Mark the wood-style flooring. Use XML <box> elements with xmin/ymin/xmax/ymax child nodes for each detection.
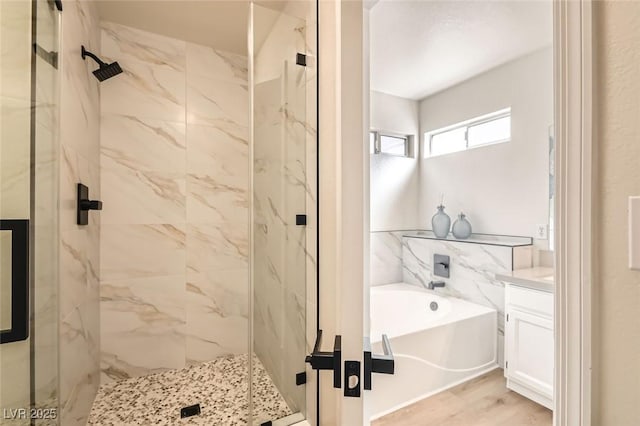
<box><xmin>372</xmin><ymin>368</ymin><xmax>552</xmax><ymax>426</ymax></box>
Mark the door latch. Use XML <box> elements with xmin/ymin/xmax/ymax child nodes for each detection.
<box><xmin>344</xmin><ymin>360</ymin><xmax>361</xmax><ymax>397</ymax></box>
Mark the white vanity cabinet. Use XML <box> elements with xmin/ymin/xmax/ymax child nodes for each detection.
<box><xmin>504</xmin><ymin>283</ymin><xmax>554</xmax><ymax>410</ymax></box>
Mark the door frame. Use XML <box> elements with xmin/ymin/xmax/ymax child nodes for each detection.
<box><xmin>317</xmin><ymin>0</ymin><xmax>594</xmax><ymax>425</ymax></box>
<box><xmin>553</xmin><ymin>1</ymin><xmax>593</xmax><ymax>425</ymax></box>
<box><xmin>317</xmin><ymin>1</ymin><xmax>367</xmax><ymax>424</ymax></box>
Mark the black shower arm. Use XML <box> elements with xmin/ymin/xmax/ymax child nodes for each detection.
<box><xmin>81</xmin><ymin>46</ymin><xmax>107</xmax><ymax>67</ymax></box>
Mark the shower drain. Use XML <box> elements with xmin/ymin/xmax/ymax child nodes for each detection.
<box><xmin>180</xmin><ymin>403</ymin><xmax>201</xmax><ymax>418</ymax></box>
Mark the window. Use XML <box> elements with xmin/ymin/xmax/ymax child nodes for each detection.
<box><xmin>426</xmin><ymin>108</ymin><xmax>511</xmax><ymax>157</ymax></box>
<box><xmin>380</xmin><ymin>134</ymin><xmax>408</xmax><ymax>156</ymax></box>
<box><xmin>370</xmin><ymin>131</ymin><xmax>411</xmax><ymax>157</ymax></box>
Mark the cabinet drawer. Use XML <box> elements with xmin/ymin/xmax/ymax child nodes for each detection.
<box><xmin>507</xmin><ymin>285</ymin><xmax>553</xmax><ymax>318</ymax></box>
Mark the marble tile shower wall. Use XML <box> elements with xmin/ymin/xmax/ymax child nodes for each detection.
<box><xmin>58</xmin><ymin>1</ymin><xmax>102</xmax><ymax>424</ymax></box>
<box><xmin>99</xmin><ymin>22</ymin><xmax>249</xmax><ymax>382</ymax></box>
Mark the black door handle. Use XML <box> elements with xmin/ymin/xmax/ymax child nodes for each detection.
<box><xmin>363</xmin><ymin>334</ymin><xmax>395</xmax><ymax>390</ymax></box>
<box><xmin>0</xmin><ymin>219</ymin><xmax>29</xmax><ymax>344</ymax></box>
<box><xmin>305</xmin><ymin>330</ymin><xmax>342</xmax><ymax>388</ymax></box>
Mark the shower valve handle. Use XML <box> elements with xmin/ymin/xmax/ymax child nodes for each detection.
<box><xmin>77</xmin><ymin>183</ymin><xmax>103</xmax><ymax>225</ymax></box>
<box><xmin>80</xmin><ymin>199</ymin><xmax>103</xmax><ymax>211</ymax></box>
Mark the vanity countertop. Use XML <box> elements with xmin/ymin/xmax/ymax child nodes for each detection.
<box><xmin>496</xmin><ymin>267</ymin><xmax>555</xmax><ymax>293</ymax></box>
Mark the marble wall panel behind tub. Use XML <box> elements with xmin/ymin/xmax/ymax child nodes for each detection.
<box><xmin>99</xmin><ymin>21</ymin><xmax>249</xmax><ymax>383</ymax></box>
<box><xmin>370</xmin><ymin>231</ymin><xmax>406</xmax><ymax>286</ymax></box>
<box><xmin>402</xmin><ymin>236</ymin><xmax>532</xmax><ymax>338</ymax></box>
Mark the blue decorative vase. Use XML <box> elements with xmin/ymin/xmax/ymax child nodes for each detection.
<box><xmin>431</xmin><ymin>205</ymin><xmax>451</xmax><ymax>238</ymax></box>
<box><xmin>452</xmin><ymin>212</ymin><xmax>472</xmax><ymax>239</ymax></box>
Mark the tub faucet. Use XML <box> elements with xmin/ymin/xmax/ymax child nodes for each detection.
<box><xmin>425</xmin><ymin>280</ymin><xmax>445</xmax><ymax>290</ymax></box>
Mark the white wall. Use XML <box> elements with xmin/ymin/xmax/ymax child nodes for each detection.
<box><xmin>370</xmin><ymin>91</ymin><xmax>420</xmax><ymax>231</ymax></box>
<box><xmin>418</xmin><ymin>48</ymin><xmax>553</xmax><ymax>237</ymax></box>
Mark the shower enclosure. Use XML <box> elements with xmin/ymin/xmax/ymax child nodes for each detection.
<box><xmin>250</xmin><ymin>1</ymin><xmax>318</xmax><ymax>424</ymax></box>
<box><xmin>0</xmin><ymin>0</ymin><xmax>61</xmax><ymax>422</ymax></box>
<box><xmin>0</xmin><ymin>0</ymin><xmax>316</xmax><ymax>424</ymax></box>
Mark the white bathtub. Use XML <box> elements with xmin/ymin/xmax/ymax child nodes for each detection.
<box><xmin>369</xmin><ymin>283</ymin><xmax>498</xmax><ymax>420</ymax></box>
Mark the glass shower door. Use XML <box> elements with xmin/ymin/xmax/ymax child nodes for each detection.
<box><xmin>1</xmin><ymin>0</ymin><xmax>60</xmax><ymax>423</ymax></box>
<box><xmin>32</xmin><ymin>0</ymin><xmax>60</xmax><ymax>419</ymax></box>
<box><xmin>250</xmin><ymin>1</ymin><xmax>317</xmax><ymax>424</ymax></box>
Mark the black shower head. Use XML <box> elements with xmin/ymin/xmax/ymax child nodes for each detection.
<box><xmin>92</xmin><ymin>61</ymin><xmax>123</xmax><ymax>82</ymax></box>
<box><xmin>81</xmin><ymin>45</ymin><xmax>123</xmax><ymax>82</ymax></box>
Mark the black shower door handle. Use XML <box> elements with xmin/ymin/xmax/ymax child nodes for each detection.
<box><xmin>0</xmin><ymin>219</ymin><xmax>29</xmax><ymax>344</ymax></box>
<box><xmin>305</xmin><ymin>329</ymin><xmax>342</xmax><ymax>388</ymax></box>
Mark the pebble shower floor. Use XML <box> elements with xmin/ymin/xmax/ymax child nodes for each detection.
<box><xmin>87</xmin><ymin>354</ymin><xmax>292</xmax><ymax>425</ymax></box>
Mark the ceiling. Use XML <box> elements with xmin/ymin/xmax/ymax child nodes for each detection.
<box><xmin>96</xmin><ymin>1</ymin><xmax>250</xmax><ymax>55</ymax></box>
<box><xmin>370</xmin><ymin>0</ymin><xmax>553</xmax><ymax>100</ymax></box>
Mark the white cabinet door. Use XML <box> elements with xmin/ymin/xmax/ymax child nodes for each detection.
<box><xmin>506</xmin><ymin>307</ymin><xmax>554</xmax><ymax>399</ymax></box>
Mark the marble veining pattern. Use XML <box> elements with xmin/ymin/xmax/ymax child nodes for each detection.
<box><xmin>101</xmin><ymin>168</ymin><xmax>186</xmax><ymax>225</ymax></box>
<box><xmin>100</xmin><ymin>224</ymin><xmax>186</xmax><ymax>281</ymax></box>
<box><xmin>100</xmin><ymin>275</ymin><xmax>187</xmax><ymax>383</ymax></box>
<box><xmin>186</xmin><ymin>268</ymin><xmax>248</xmax><ymax>364</ymax></box>
<box><xmin>402</xmin><ymin>236</ymin><xmax>532</xmax><ymax>335</ymax></box>
<box><xmin>252</xmin><ymin>9</ymin><xmax>311</xmax><ymax>414</ymax></box>
<box><xmin>370</xmin><ymin>231</ymin><xmax>405</xmax><ymax>286</ymax></box>
<box><xmin>57</xmin><ymin>1</ymin><xmax>102</xmax><ymax>424</ymax></box>
<box><xmin>186</xmin><ymin>43</ymin><xmax>247</xmax><ymax>84</ymax></box>
<box><xmin>100</xmin><ymin>21</ymin><xmax>186</xmax><ymax>72</ymax></box>
<box><xmin>186</xmin><ymin>74</ymin><xmax>249</xmax><ymax>138</ymax></box>
<box><xmin>99</xmin><ymin>21</ymin><xmax>249</xmax><ymax>384</ymax></box>
<box><xmin>88</xmin><ymin>355</ymin><xmax>291</xmax><ymax>425</ymax></box>
<box><xmin>100</xmin><ymin>115</ymin><xmax>186</xmax><ymax>173</ymax></box>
